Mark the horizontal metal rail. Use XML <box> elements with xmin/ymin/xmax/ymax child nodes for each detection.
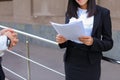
<box><xmin>6</xmin><ymin>50</ymin><xmax>65</xmax><ymax>77</ymax></box>
<box><xmin>0</xmin><ymin>25</ymin><xmax>65</xmax><ymax>79</ymax></box>
<box><xmin>3</xmin><ymin>66</ymin><xmax>27</xmax><ymax>80</ymax></box>
<box><xmin>0</xmin><ymin>25</ymin><xmax>57</xmax><ymax>45</ymax></box>
<box><xmin>102</xmin><ymin>56</ymin><xmax>120</xmax><ymax>64</ymax></box>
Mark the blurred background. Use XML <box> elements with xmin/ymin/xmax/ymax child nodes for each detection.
<box><xmin>0</xmin><ymin>0</ymin><xmax>120</xmax><ymax>80</ymax></box>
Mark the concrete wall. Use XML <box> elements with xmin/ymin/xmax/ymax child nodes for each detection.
<box><xmin>99</xmin><ymin>0</ymin><xmax>120</xmax><ymax>30</ymax></box>
<box><xmin>0</xmin><ymin>0</ymin><xmax>68</xmax><ymax>24</ymax></box>
<box><xmin>0</xmin><ymin>1</ymin><xmax>13</xmax><ymax>16</ymax></box>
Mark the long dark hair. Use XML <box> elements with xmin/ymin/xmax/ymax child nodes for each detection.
<box><xmin>66</xmin><ymin>0</ymin><xmax>96</xmax><ymax>18</ymax></box>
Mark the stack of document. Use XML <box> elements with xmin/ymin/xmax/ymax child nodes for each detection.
<box><xmin>50</xmin><ymin>21</ymin><xmax>85</xmax><ymax>43</ymax></box>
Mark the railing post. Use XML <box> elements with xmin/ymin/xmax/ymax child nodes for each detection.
<box><xmin>26</xmin><ymin>37</ymin><xmax>31</xmax><ymax>80</ymax></box>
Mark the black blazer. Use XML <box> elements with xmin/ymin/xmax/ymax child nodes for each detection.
<box><xmin>59</xmin><ymin>5</ymin><xmax>113</xmax><ymax>64</ymax></box>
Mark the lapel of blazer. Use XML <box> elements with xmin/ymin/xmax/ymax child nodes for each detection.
<box><xmin>91</xmin><ymin>8</ymin><xmax>100</xmax><ymax>36</ymax></box>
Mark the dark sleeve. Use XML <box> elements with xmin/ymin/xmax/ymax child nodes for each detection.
<box><xmin>90</xmin><ymin>10</ymin><xmax>113</xmax><ymax>52</ymax></box>
<box><xmin>58</xmin><ymin>40</ymin><xmax>70</xmax><ymax>48</ymax></box>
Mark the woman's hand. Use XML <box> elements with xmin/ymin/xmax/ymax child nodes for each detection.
<box><xmin>79</xmin><ymin>36</ymin><xmax>93</xmax><ymax>46</ymax></box>
<box><xmin>56</xmin><ymin>34</ymin><xmax>67</xmax><ymax>44</ymax></box>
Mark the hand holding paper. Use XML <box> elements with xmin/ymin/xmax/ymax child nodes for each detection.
<box><xmin>50</xmin><ymin>21</ymin><xmax>86</xmax><ymax>43</ymax></box>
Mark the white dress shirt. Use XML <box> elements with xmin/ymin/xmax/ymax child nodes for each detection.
<box><xmin>77</xmin><ymin>8</ymin><xmax>94</xmax><ymax>36</ymax></box>
<box><xmin>69</xmin><ymin>8</ymin><xmax>94</xmax><ymax>43</ymax></box>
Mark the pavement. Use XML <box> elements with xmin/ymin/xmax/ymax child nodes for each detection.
<box><xmin>5</xmin><ymin>78</ymin><xmax>9</xmax><ymax>80</ymax></box>
<box><xmin>2</xmin><ymin>42</ymin><xmax>120</xmax><ymax>80</ymax></box>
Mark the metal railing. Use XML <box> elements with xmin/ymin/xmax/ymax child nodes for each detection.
<box><xmin>0</xmin><ymin>25</ymin><xmax>120</xmax><ymax>80</ymax></box>
<box><xmin>0</xmin><ymin>25</ymin><xmax>65</xmax><ymax>80</ymax></box>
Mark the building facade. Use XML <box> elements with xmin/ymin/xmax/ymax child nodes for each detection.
<box><xmin>0</xmin><ymin>0</ymin><xmax>119</xmax><ymax>30</ymax></box>
<box><xmin>0</xmin><ymin>0</ymin><xmax>67</xmax><ymax>24</ymax></box>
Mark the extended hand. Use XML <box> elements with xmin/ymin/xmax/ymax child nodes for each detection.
<box><xmin>0</xmin><ymin>28</ymin><xmax>14</xmax><ymax>35</ymax></box>
<box><xmin>4</xmin><ymin>31</ymin><xmax>19</xmax><ymax>49</ymax></box>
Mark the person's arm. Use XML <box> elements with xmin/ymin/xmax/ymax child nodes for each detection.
<box><xmin>0</xmin><ymin>35</ymin><xmax>11</xmax><ymax>57</ymax></box>
<box><xmin>90</xmin><ymin>10</ymin><xmax>113</xmax><ymax>52</ymax></box>
<box><xmin>0</xmin><ymin>28</ymin><xmax>18</xmax><ymax>50</ymax></box>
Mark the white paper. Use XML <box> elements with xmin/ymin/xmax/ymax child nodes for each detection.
<box><xmin>50</xmin><ymin>21</ymin><xmax>86</xmax><ymax>43</ymax></box>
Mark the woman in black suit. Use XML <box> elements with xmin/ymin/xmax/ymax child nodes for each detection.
<box><xmin>56</xmin><ymin>0</ymin><xmax>113</xmax><ymax>80</ymax></box>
